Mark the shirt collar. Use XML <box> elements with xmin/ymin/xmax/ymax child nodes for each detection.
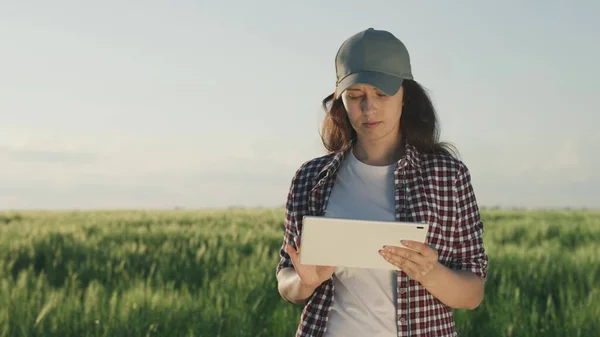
<box><xmin>314</xmin><ymin>139</ymin><xmax>422</xmax><ymax>183</ymax></box>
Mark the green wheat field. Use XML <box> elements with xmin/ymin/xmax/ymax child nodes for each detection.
<box><xmin>0</xmin><ymin>208</ymin><xmax>598</xmax><ymax>337</ymax></box>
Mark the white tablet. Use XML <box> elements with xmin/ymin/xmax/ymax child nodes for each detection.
<box><xmin>299</xmin><ymin>216</ymin><xmax>429</xmax><ymax>270</ymax></box>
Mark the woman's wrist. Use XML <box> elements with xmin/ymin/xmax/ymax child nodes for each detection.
<box><xmin>418</xmin><ymin>261</ymin><xmax>485</xmax><ymax>310</ymax></box>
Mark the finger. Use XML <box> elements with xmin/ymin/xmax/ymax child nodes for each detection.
<box><xmin>285</xmin><ymin>242</ymin><xmax>297</xmax><ymax>254</ymax></box>
<box><xmin>381</xmin><ymin>251</ymin><xmax>420</xmax><ymax>273</ymax></box>
<box><xmin>401</xmin><ymin>240</ymin><xmax>436</xmax><ymax>257</ymax></box>
<box><xmin>382</xmin><ymin>246</ymin><xmax>427</xmax><ymax>266</ymax></box>
<box><xmin>397</xmin><ymin>258</ymin><xmax>420</xmax><ymax>277</ymax></box>
<box><xmin>285</xmin><ymin>243</ymin><xmax>299</xmax><ymax>263</ymax></box>
<box><xmin>381</xmin><ymin>252</ymin><xmax>431</xmax><ymax>280</ymax></box>
<box><xmin>285</xmin><ymin>243</ymin><xmax>295</xmax><ymax>256</ymax></box>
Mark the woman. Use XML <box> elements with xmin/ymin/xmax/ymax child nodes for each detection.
<box><xmin>276</xmin><ymin>28</ymin><xmax>488</xmax><ymax>337</ymax></box>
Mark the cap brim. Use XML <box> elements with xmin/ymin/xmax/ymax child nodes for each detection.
<box><xmin>337</xmin><ymin>71</ymin><xmax>404</xmax><ymax>97</ymax></box>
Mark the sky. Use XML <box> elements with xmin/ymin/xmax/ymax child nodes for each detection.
<box><xmin>1</xmin><ymin>0</ymin><xmax>599</xmax><ymax>210</ymax></box>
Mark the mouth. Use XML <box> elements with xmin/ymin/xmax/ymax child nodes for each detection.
<box><xmin>363</xmin><ymin>122</ymin><xmax>381</xmax><ymax>128</ymax></box>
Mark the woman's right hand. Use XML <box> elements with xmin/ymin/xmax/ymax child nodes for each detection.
<box><xmin>285</xmin><ymin>237</ymin><xmax>336</xmax><ymax>288</ymax></box>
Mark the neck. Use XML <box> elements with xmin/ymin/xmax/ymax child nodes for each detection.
<box><xmin>352</xmin><ymin>134</ymin><xmax>405</xmax><ymax>166</ymax></box>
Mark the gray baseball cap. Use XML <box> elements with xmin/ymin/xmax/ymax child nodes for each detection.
<box><xmin>335</xmin><ymin>28</ymin><xmax>413</xmax><ymax>97</ymax></box>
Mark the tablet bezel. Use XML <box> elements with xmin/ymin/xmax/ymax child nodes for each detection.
<box><xmin>298</xmin><ymin>216</ymin><xmax>430</xmax><ymax>270</ymax></box>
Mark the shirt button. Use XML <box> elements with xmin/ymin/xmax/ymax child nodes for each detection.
<box><xmin>399</xmin><ymin>317</ymin><xmax>406</xmax><ymax>324</ymax></box>
<box><xmin>399</xmin><ymin>288</ymin><xmax>406</xmax><ymax>294</ymax></box>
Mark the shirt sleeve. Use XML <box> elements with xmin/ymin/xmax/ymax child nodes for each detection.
<box><xmin>276</xmin><ymin>174</ymin><xmax>300</xmax><ymax>275</ymax></box>
<box><xmin>451</xmin><ymin>163</ymin><xmax>489</xmax><ymax>280</ymax></box>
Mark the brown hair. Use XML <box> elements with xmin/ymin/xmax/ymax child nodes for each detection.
<box><xmin>319</xmin><ymin>79</ymin><xmax>459</xmax><ymax>158</ymax></box>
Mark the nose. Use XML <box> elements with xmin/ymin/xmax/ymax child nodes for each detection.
<box><xmin>360</xmin><ymin>96</ymin><xmax>377</xmax><ymax>115</ymax></box>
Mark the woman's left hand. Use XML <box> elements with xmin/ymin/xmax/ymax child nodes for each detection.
<box><xmin>379</xmin><ymin>240</ymin><xmax>440</xmax><ymax>285</ymax></box>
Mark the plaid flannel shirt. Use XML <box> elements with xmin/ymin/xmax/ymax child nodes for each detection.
<box><xmin>276</xmin><ymin>141</ymin><xmax>488</xmax><ymax>337</ymax></box>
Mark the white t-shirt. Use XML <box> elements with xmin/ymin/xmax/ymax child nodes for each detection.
<box><xmin>322</xmin><ymin>149</ymin><xmax>398</xmax><ymax>337</ymax></box>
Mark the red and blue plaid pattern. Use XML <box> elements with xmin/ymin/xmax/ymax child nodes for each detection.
<box><xmin>277</xmin><ymin>142</ymin><xmax>488</xmax><ymax>337</ymax></box>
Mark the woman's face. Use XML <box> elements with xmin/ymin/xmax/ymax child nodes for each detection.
<box><xmin>341</xmin><ymin>84</ymin><xmax>404</xmax><ymax>143</ymax></box>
